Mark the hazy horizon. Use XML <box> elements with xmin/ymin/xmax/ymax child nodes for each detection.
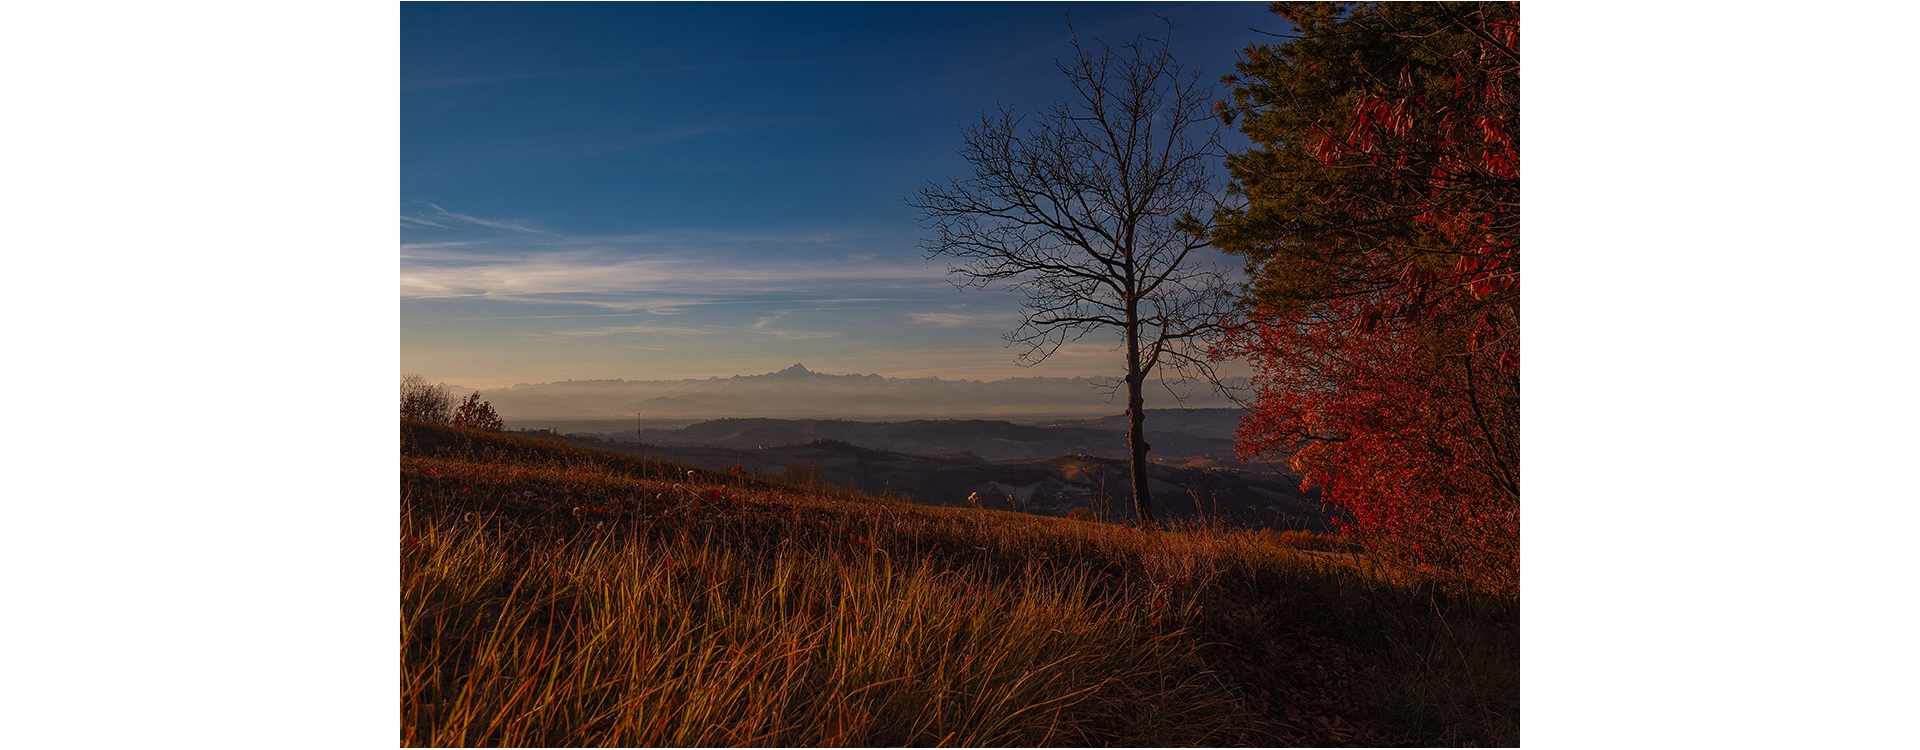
<box><xmin>422</xmin><ymin>361</ymin><xmax>1248</xmax><ymax>423</ymax></box>
<box><xmin>422</xmin><ymin>361</ymin><xmax>1249</xmax><ymax>390</ymax></box>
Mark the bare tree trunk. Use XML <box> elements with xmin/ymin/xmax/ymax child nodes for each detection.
<box><xmin>1125</xmin><ymin>308</ymin><xmax>1156</xmax><ymax>525</ymax></box>
<box><xmin>1126</xmin><ymin>373</ymin><xmax>1155</xmax><ymax>525</ymax></box>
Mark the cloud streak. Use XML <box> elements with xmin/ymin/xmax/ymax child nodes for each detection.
<box><xmin>401</xmin><ymin>245</ymin><xmax>947</xmax><ymax>307</ymax></box>
<box><xmin>403</xmin><ymin>203</ymin><xmax>560</xmax><ymax>236</ymax></box>
<box><xmin>544</xmin><ymin>321</ymin><xmax>714</xmax><ymax>338</ymax></box>
<box><xmin>748</xmin><ymin>312</ymin><xmax>838</xmax><ymax>340</ymax></box>
<box><xmin>908</xmin><ymin>311</ymin><xmax>1013</xmax><ymax>328</ymax></box>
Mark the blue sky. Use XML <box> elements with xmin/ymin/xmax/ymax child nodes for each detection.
<box><xmin>402</xmin><ymin>2</ymin><xmax>1281</xmax><ymax>388</ymax></box>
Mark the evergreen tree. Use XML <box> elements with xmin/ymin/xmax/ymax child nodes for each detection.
<box><xmin>1214</xmin><ymin>2</ymin><xmax>1519</xmax><ymax>588</ymax></box>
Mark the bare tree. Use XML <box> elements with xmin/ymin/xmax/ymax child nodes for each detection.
<box><xmin>401</xmin><ymin>373</ymin><xmax>455</xmax><ymax>423</ymax></box>
<box><xmin>910</xmin><ymin>23</ymin><xmax>1231</xmax><ymax>525</ymax></box>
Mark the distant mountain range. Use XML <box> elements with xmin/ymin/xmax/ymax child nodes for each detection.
<box><xmin>471</xmin><ymin>363</ymin><xmax>1247</xmax><ymax>421</ymax></box>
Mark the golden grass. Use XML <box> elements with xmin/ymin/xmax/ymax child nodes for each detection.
<box><xmin>403</xmin><ymin>513</ymin><xmax>1265</xmax><ymax>746</ymax></box>
<box><xmin>401</xmin><ymin>421</ymin><xmax>1516</xmax><ymax>746</ymax></box>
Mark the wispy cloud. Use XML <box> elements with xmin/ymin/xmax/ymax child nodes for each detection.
<box><xmin>402</xmin><ymin>203</ymin><xmax>560</xmax><ymax>236</ymax></box>
<box><xmin>401</xmin><ymin>244</ymin><xmax>944</xmax><ymax>305</ymax></box>
<box><xmin>545</xmin><ymin>321</ymin><xmax>714</xmax><ymax>338</ymax></box>
<box><xmin>808</xmin><ymin>297</ymin><xmax>912</xmax><ymax>305</ymax></box>
<box><xmin>748</xmin><ymin>312</ymin><xmax>838</xmax><ymax>340</ymax></box>
<box><xmin>452</xmin><ymin>312</ymin><xmax>658</xmax><ymax>321</ymax></box>
<box><xmin>908</xmin><ymin>311</ymin><xmax>1013</xmax><ymax>328</ymax></box>
<box><xmin>401</xmin><ymin>241</ymin><xmax>473</xmax><ymax>254</ymax></box>
<box><xmin>539</xmin><ymin>316</ymin><xmax>836</xmax><ymax>342</ymax></box>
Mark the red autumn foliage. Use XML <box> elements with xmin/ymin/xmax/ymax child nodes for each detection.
<box><xmin>1215</xmin><ymin>3</ymin><xmax>1518</xmax><ymax>590</ymax></box>
<box><xmin>451</xmin><ymin>392</ymin><xmax>505</xmax><ymax>432</ymax></box>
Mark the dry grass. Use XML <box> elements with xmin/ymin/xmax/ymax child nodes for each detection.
<box><xmin>401</xmin><ymin>421</ymin><xmax>1516</xmax><ymax>746</ymax></box>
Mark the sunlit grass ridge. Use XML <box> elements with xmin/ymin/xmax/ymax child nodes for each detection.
<box><xmin>401</xmin><ymin>421</ymin><xmax>1516</xmax><ymax>746</ymax></box>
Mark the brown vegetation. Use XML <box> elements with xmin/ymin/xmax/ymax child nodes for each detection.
<box><xmin>402</xmin><ymin>421</ymin><xmax>1516</xmax><ymax>746</ymax></box>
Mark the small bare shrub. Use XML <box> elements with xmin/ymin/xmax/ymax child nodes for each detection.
<box><xmin>401</xmin><ymin>374</ymin><xmax>454</xmax><ymax>423</ymax></box>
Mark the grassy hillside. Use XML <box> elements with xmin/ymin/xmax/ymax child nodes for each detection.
<box><xmin>402</xmin><ymin>421</ymin><xmax>1517</xmax><ymax>746</ymax></box>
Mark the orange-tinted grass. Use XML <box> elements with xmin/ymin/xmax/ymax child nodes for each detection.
<box><xmin>401</xmin><ymin>420</ymin><xmax>1517</xmax><ymax>746</ymax></box>
<box><xmin>402</xmin><ymin>504</ymin><xmax>1265</xmax><ymax>746</ymax></box>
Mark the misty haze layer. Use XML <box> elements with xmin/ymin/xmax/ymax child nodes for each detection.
<box><xmin>466</xmin><ymin>363</ymin><xmax>1245</xmax><ymax>421</ymax></box>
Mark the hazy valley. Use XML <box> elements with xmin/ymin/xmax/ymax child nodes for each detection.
<box><xmin>516</xmin><ymin>407</ymin><xmax>1335</xmax><ymax>532</ymax></box>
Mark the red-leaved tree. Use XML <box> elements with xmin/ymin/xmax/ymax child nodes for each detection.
<box><xmin>451</xmin><ymin>392</ymin><xmax>504</xmax><ymax>432</ymax></box>
<box><xmin>1213</xmin><ymin>2</ymin><xmax>1518</xmax><ymax>590</ymax></box>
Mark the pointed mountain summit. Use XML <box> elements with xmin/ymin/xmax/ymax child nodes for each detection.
<box><xmin>771</xmin><ymin>363</ymin><xmax>817</xmax><ymax>378</ymax></box>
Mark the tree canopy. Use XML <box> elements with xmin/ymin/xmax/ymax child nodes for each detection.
<box><xmin>1213</xmin><ymin>2</ymin><xmax>1519</xmax><ymax>589</ymax></box>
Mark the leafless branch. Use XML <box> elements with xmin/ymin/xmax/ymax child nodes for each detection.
<box><xmin>908</xmin><ymin>20</ymin><xmax>1240</xmax><ymax>524</ymax></box>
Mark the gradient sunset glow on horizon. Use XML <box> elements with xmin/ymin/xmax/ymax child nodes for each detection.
<box><xmin>402</xmin><ymin>2</ymin><xmax>1277</xmax><ymax>390</ymax></box>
